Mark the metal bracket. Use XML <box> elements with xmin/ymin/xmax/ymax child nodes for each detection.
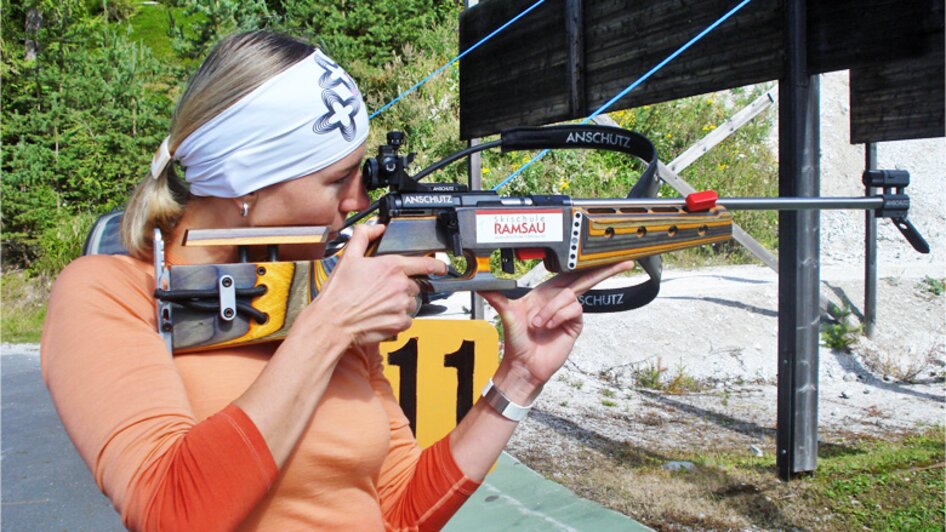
<box><xmin>153</xmin><ymin>228</ymin><xmax>174</xmax><ymax>354</ymax></box>
<box><xmin>218</xmin><ymin>275</ymin><xmax>236</xmax><ymax>321</ymax></box>
<box><xmin>863</xmin><ymin>169</ymin><xmax>930</xmax><ymax>253</ymax></box>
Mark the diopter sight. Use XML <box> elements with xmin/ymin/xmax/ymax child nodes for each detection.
<box><xmin>362</xmin><ymin>131</ymin><xmax>416</xmax><ymax>192</ymax></box>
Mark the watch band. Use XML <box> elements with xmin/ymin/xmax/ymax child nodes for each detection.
<box><xmin>481</xmin><ymin>378</ymin><xmax>533</xmax><ymax>422</ymax></box>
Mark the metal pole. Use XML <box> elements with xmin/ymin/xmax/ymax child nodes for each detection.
<box><xmin>467</xmin><ymin>0</ymin><xmax>485</xmax><ymax>321</ymax></box>
<box><xmin>777</xmin><ymin>0</ymin><xmax>821</xmax><ymax>480</ymax></box>
<box><xmin>864</xmin><ymin>144</ymin><xmax>878</xmax><ymax>338</ymax></box>
<box><xmin>571</xmin><ymin>196</ymin><xmax>883</xmax><ymax>210</ymax></box>
<box><xmin>468</xmin><ymin>138</ymin><xmax>486</xmax><ymax>320</ymax></box>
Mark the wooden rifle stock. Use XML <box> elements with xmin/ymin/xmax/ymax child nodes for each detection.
<box><xmin>154</xmin><ymin>198</ymin><xmax>733</xmax><ymax>353</ymax></box>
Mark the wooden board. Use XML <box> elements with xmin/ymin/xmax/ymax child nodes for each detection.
<box><xmin>459</xmin><ymin>0</ymin><xmax>944</xmax><ymax>142</ymax></box>
<box><xmin>850</xmin><ymin>9</ymin><xmax>945</xmax><ymax>143</ymax></box>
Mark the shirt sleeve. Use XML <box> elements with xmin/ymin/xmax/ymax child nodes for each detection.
<box><xmin>40</xmin><ymin>256</ymin><xmax>278</xmax><ymax>531</ymax></box>
<box><xmin>364</xmin><ymin>345</ymin><xmax>481</xmax><ymax>531</ymax></box>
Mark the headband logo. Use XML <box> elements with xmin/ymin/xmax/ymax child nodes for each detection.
<box><xmin>312</xmin><ymin>52</ymin><xmax>362</xmax><ymax>142</ymax></box>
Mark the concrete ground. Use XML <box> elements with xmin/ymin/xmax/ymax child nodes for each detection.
<box><xmin>1</xmin><ymin>346</ymin><xmax>647</xmax><ymax>531</ymax></box>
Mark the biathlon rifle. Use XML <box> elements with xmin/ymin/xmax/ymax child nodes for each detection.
<box><xmin>154</xmin><ymin>125</ymin><xmax>928</xmax><ymax>353</ymax></box>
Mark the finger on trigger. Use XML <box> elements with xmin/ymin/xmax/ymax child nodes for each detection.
<box><xmin>398</xmin><ymin>256</ymin><xmax>448</xmax><ymax>277</ymax></box>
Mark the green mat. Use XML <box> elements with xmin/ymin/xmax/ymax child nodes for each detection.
<box><xmin>445</xmin><ymin>453</ymin><xmax>652</xmax><ymax>531</ymax></box>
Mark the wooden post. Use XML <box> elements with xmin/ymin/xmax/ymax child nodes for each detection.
<box><xmin>565</xmin><ymin>0</ymin><xmax>586</xmax><ymax>116</ymax></box>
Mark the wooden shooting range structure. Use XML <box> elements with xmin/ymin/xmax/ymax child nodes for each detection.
<box><xmin>457</xmin><ymin>0</ymin><xmax>944</xmax><ymax>479</ymax></box>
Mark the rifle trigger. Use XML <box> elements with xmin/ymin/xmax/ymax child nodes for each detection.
<box><xmin>501</xmin><ymin>248</ymin><xmax>516</xmax><ymax>274</ymax></box>
<box><xmin>437</xmin><ymin>212</ymin><xmax>463</xmax><ymax>256</ymax></box>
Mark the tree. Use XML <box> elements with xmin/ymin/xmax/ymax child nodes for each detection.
<box><xmin>2</xmin><ymin>0</ymin><xmax>172</xmax><ymax>270</ymax></box>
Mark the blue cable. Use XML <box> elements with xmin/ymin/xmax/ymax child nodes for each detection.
<box><xmin>492</xmin><ymin>0</ymin><xmax>754</xmax><ymax>191</ymax></box>
<box><xmin>369</xmin><ymin>0</ymin><xmax>546</xmax><ymax>120</ymax></box>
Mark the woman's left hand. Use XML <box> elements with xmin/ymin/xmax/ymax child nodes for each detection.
<box><xmin>478</xmin><ymin>260</ymin><xmax>635</xmax><ymax>404</ymax></box>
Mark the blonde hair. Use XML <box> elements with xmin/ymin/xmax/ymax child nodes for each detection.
<box><xmin>121</xmin><ymin>31</ymin><xmax>315</xmax><ymax>259</ymax></box>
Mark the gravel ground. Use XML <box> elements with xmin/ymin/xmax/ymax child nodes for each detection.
<box><xmin>500</xmin><ymin>72</ymin><xmax>945</xmax><ymax>459</ymax></box>
<box><xmin>500</xmin><ymin>265</ymin><xmax>944</xmax><ymax>458</ymax></box>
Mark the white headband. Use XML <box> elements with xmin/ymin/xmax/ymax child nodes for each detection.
<box><xmin>153</xmin><ymin>50</ymin><xmax>369</xmax><ymax>198</ymax></box>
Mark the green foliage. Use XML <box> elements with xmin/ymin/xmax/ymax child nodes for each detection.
<box><xmin>167</xmin><ymin>0</ymin><xmax>274</xmax><ymax>64</ymax></box>
<box><xmin>1</xmin><ymin>270</ymin><xmax>52</xmax><ymax>343</ymax></box>
<box><xmin>2</xmin><ymin>0</ymin><xmax>172</xmax><ymax>271</ymax></box>
<box><xmin>655</xmin><ymin>427</ymin><xmax>946</xmax><ymax>531</ymax></box>
<box><xmin>632</xmin><ymin>358</ymin><xmax>667</xmax><ymax>390</ymax></box>
<box><xmin>32</xmin><ymin>212</ymin><xmax>98</xmax><ymax>275</ymax></box>
<box><xmin>128</xmin><ymin>2</ymin><xmax>193</xmax><ymax>63</ymax></box>
<box><xmin>351</xmin><ymin>22</ymin><xmax>467</xmax><ymax>184</ymax></box>
<box><xmin>807</xmin><ymin>428</ymin><xmax>946</xmax><ymax>530</ymax></box>
<box><xmin>631</xmin><ymin>358</ymin><xmax>705</xmax><ymax>393</ymax></box>
<box><xmin>91</xmin><ymin>0</ymin><xmax>139</xmax><ymax>22</ymax></box>
<box><xmin>918</xmin><ymin>276</ymin><xmax>945</xmax><ymax>297</ymax></box>
<box><xmin>274</xmin><ymin>0</ymin><xmax>462</xmax><ymax>67</ymax></box>
<box><xmin>821</xmin><ymin>302</ymin><xmax>862</xmax><ymax>351</ymax></box>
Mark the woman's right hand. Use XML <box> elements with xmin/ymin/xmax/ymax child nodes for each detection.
<box><xmin>306</xmin><ymin>224</ymin><xmax>447</xmax><ymax>346</ymax></box>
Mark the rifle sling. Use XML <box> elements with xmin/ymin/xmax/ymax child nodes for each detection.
<box><xmin>498</xmin><ymin>125</ymin><xmax>664</xmax><ymax>313</ymax></box>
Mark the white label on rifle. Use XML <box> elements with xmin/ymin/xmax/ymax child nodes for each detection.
<box><xmin>475</xmin><ymin>209</ymin><xmax>563</xmax><ymax>244</ymax></box>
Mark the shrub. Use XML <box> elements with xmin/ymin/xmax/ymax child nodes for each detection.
<box><xmin>31</xmin><ymin>212</ymin><xmax>98</xmax><ymax>276</ymax></box>
<box><xmin>821</xmin><ymin>302</ymin><xmax>862</xmax><ymax>352</ymax></box>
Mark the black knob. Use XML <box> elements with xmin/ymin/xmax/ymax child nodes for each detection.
<box><xmin>387</xmin><ymin>131</ymin><xmax>405</xmax><ymax>147</ymax></box>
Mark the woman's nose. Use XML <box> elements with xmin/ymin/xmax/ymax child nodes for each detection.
<box><xmin>340</xmin><ymin>175</ymin><xmax>370</xmax><ymax>214</ymax></box>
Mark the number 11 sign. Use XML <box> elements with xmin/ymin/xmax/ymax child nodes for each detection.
<box><xmin>380</xmin><ymin>319</ymin><xmax>500</xmax><ymax>448</ymax></box>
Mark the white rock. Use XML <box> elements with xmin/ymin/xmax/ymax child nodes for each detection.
<box><xmin>662</xmin><ymin>460</ymin><xmax>696</xmax><ymax>472</ymax></box>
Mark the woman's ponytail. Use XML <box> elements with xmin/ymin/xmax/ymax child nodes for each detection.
<box><xmin>120</xmin><ymin>155</ymin><xmax>189</xmax><ymax>259</ymax></box>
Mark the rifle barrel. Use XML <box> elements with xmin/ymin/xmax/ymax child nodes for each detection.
<box><xmin>572</xmin><ymin>197</ymin><xmax>885</xmax><ymax>211</ymax></box>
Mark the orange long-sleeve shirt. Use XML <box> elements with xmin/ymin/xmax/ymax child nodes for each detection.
<box><xmin>41</xmin><ymin>254</ymin><xmax>480</xmax><ymax>530</ymax></box>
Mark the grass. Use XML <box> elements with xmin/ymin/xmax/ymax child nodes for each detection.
<box><xmin>1</xmin><ymin>270</ymin><xmax>52</xmax><ymax>343</ymax></box>
<box><xmin>126</xmin><ymin>2</ymin><xmax>201</xmax><ymax>65</ymax></box>
<box><xmin>821</xmin><ymin>301</ymin><xmax>862</xmax><ymax>352</ymax></box>
<box><xmin>631</xmin><ymin>358</ymin><xmax>707</xmax><ymax>394</ymax></box>
<box><xmin>126</xmin><ymin>3</ymin><xmax>175</xmax><ymax>62</ymax></box>
<box><xmin>918</xmin><ymin>276</ymin><xmax>946</xmax><ymax>297</ymax></box>
<box><xmin>516</xmin><ymin>426</ymin><xmax>945</xmax><ymax>531</ymax></box>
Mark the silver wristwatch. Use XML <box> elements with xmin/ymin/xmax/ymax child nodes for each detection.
<box><xmin>481</xmin><ymin>378</ymin><xmax>533</xmax><ymax>422</ymax></box>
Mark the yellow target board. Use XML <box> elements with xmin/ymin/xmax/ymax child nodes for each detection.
<box><xmin>380</xmin><ymin>319</ymin><xmax>499</xmax><ymax>448</ymax></box>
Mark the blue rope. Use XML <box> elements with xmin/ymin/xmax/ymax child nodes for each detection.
<box><xmin>368</xmin><ymin>0</ymin><xmax>546</xmax><ymax>120</ymax></box>
<box><xmin>492</xmin><ymin>0</ymin><xmax>754</xmax><ymax>191</ymax></box>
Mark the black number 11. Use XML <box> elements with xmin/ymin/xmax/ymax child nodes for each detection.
<box><xmin>386</xmin><ymin>338</ymin><xmax>476</xmax><ymax>436</ymax></box>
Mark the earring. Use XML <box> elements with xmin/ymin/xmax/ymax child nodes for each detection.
<box><xmin>241</xmin><ymin>202</ymin><xmax>250</xmax><ymax>217</ymax></box>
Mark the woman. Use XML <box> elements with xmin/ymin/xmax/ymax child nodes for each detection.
<box><xmin>41</xmin><ymin>30</ymin><xmax>633</xmax><ymax>530</ymax></box>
